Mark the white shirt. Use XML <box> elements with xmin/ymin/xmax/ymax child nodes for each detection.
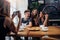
<box><xmin>13</xmin><ymin>15</ymin><xmax>19</xmax><ymax>27</ymax></box>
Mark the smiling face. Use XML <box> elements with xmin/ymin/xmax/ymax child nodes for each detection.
<box><xmin>25</xmin><ymin>12</ymin><xmax>30</xmax><ymax>18</ymax></box>
<box><xmin>32</xmin><ymin>9</ymin><xmax>38</xmax><ymax>16</ymax></box>
<box><xmin>39</xmin><ymin>12</ymin><xmax>44</xmax><ymax>18</ymax></box>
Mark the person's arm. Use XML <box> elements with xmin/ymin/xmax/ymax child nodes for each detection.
<box><xmin>26</xmin><ymin>18</ymin><xmax>32</xmax><ymax>27</ymax></box>
<box><xmin>17</xmin><ymin>20</ymin><xmax>21</xmax><ymax>31</ymax></box>
<box><xmin>26</xmin><ymin>22</ymin><xmax>32</xmax><ymax>27</ymax></box>
<box><xmin>17</xmin><ymin>13</ymin><xmax>21</xmax><ymax>31</ymax></box>
<box><xmin>43</xmin><ymin>14</ymin><xmax>48</xmax><ymax>26</ymax></box>
<box><xmin>4</xmin><ymin>17</ymin><xmax>17</xmax><ymax>33</ymax></box>
<box><xmin>12</xmin><ymin>13</ymin><xmax>17</xmax><ymax>20</ymax></box>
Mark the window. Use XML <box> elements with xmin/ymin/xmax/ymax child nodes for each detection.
<box><xmin>6</xmin><ymin>0</ymin><xmax>16</xmax><ymax>18</ymax></box>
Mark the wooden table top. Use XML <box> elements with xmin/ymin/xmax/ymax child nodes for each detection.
<box><xmin>28</xmin><ymin>26</ymin><xmax>60</xmax><ymax>37</ymax></box>
<box><xmin>17</xmin><ymin>29</ymin><xmax>29</xmax><ymax>37</ymax></box>
<box><xmin>9</xmin><ymin>26</ymin><xmax>60</xmax><ymax>37</ymax></box>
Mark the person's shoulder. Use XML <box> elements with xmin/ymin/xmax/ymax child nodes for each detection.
<box><xmin>21</xmin><ymin>18</ymin><xmax>24</xmax><ymax>20</ymax></box>
<box><xmin>28</xmin><ymin>18</ymin><xmax>32</xmax><ymax>21</ymax></box>
<box><xmin>22</xmin><ymin>18</ymin><xmax>24</xmax><ymax>19</ymax></box>
<box><xmin>5</xmin><ymin>16</ymin><xmax>12</xmax><ymax>23</ymax></box>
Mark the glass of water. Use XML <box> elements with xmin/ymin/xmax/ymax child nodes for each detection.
<box><xmin>19</xmin><ymin>23</ymin><xmax>27</xmax><ymax>31</ymax></box>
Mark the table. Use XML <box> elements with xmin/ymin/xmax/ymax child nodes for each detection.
<box><xmin>17</xmin><ymin>28</ymin><xmax>29</xmax><ymax>37</ymax></box>
<box><xmin>8</xmin><ymin>26</ymin><xmax>60</xmax><ymax>38</ymax></box>
<box><xmin>28</xmin><ymin>26</ymin><xmax>60</xmax><ymax>37</ymax></box>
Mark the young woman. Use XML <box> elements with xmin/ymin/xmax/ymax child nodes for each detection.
<box><xmin>0</xmin><ymin>4</ymin><xmax>17</xmax><ymax>40</ymax></box>
<box><xmin>31</xmin><ymin>8</ymin><xmax>41</xmax><ymax>40</ymax></box>
<box><xmin>12</xmin><ymin>11</ymin><xmax>22</xmax><ymax>40</ymax></box>
<box><xmin>12</xmin><ymin>11</ymin><xmax>21</xmax><ymax>31</ymax></box>
<box><xmin>31</xmin><ymin>8</ymin><xmax>39</xmax><ymax>26</ymax></box>
<box><xmin>39</xmin><ymin>11</ymin><xmax>48</xmax><ymax>26</ymax></box>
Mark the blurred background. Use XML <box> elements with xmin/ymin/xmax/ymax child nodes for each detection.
<box><xmin>3</xmin><ymin>0</ymin><xmax>60</xmax><ymax>26</ymax></box>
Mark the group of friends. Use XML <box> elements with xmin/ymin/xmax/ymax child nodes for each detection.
<box><xmin>0</xmin><ymin>2</ymin><xmax>48</xmax><ymax>40</ymax></box>
<box><xmin>12</xmin><ymin>8</ymin><xmax>48</xmax><ymax>40</ymax></box>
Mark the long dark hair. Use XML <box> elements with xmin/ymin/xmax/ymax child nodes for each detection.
<box><xmin>0</xmin><ymin>8</ymin><xmax>4</xmax><ymax>14</ymax></box>
<box><xmin>31</xmin><ymin>8</ymin><xmax>39</xmax><ymax>18</ymax></box>
<box><xmin>0</xmin><ymin>0</ymin><xmax>4</xmax><ymax>15</ymax></box>
<box><xmin>31</xmin><ymin>8</ymin><xmax>39</xmax><ymax>26</ymax></box>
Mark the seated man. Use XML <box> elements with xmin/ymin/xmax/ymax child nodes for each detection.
<box><xmin>21</xmin><ymin>10</ymin><xmax>32</xmax><ymax>40</ymax></box>
<box><xmin>21</xmin><ymin>10</ymin><xmax>32</xmax><ymax>27</ymax></box>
